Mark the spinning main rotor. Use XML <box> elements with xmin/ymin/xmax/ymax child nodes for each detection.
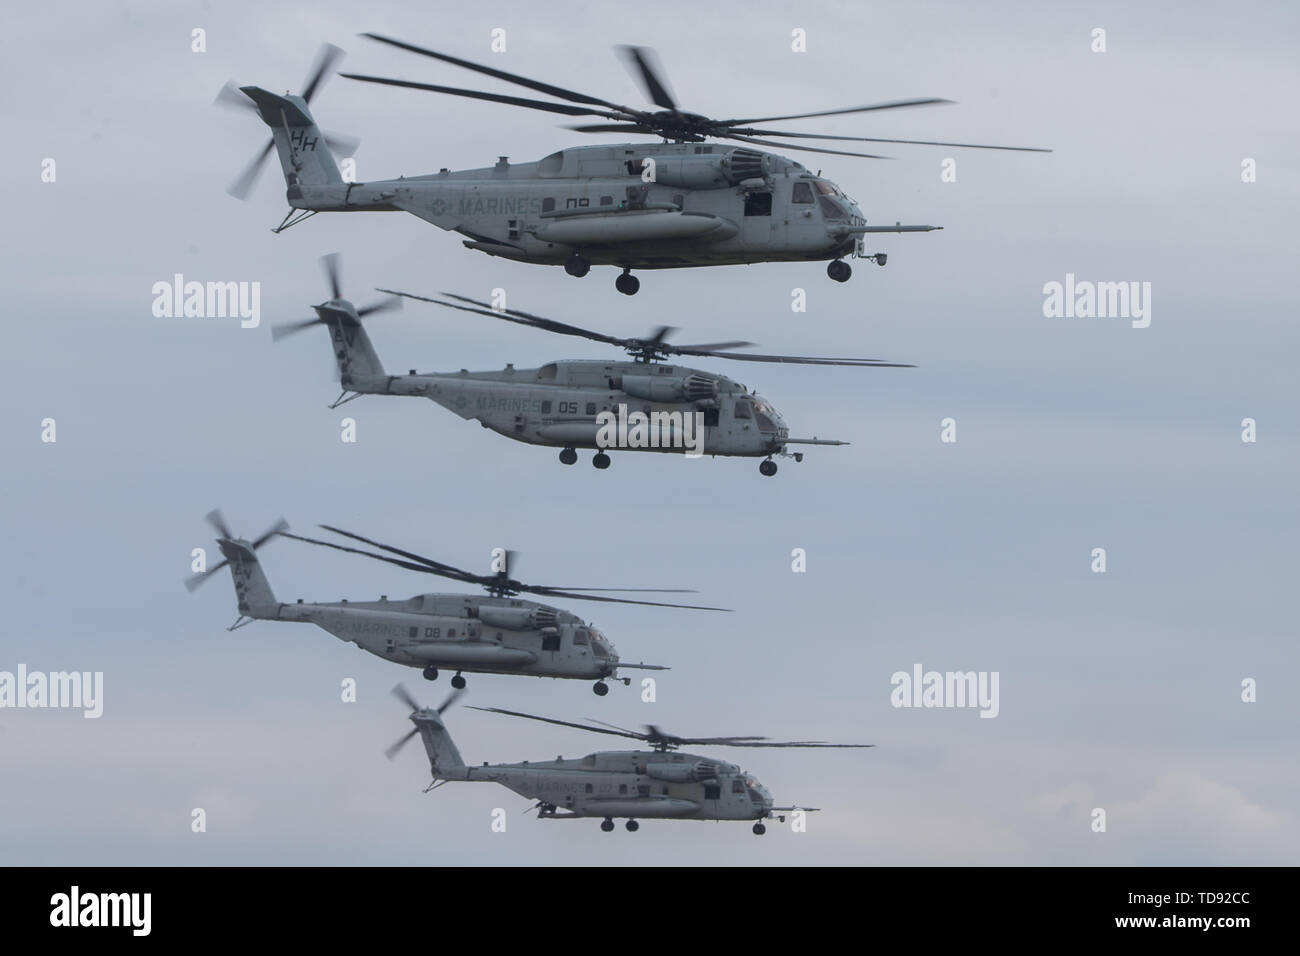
<box><xmin>379</xmin><ymin>289</ymin><xmax>915</xmax><ymax>368</ymax></box>
<box><xmin>471</xmin><ymin>706</ymin><xmax>876</xmax><ymax>753</ymax></box>
<box><xmin>282</xmin><ymin>524</ymin><xmax>730</xmax><ymax>610</ymax></box>
<box><xmin>343</xmin><ymin>32</ymin><xmax>1050</xmax><ymax>158</ymax></box>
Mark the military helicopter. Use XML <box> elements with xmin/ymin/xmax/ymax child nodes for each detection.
<box><xmin>185</xmin><ymin>511</ymin><xmax>728</xmax><ymax>695</ymax></box>
<box><xmin>388</xmin><ymin>685</ymin><xmax>873</xmax><ymax>835</ymax></box>
<box><xmin>272</xmin><ymin>255</ymin><xmax>910</xmax><ymax>476</ymax></box>
<box><xmin>220</xmin><ymin>38</ymin><xmax>1049</xmax><ymax>295</ymax></box>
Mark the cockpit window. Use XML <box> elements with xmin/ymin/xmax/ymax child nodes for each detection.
<box><xmin>734</xmin><ymin>400</ymin><xmax>752</xmax><ymax>419</ymax></box>
<box><xmin>819</xmin><ymin>196</ymin><xmax>849</xmax><ymax>222</ymax></box>
<box><xmin>731</xmin><ymin>778</ymin><xmax>746</xmax><ymax>793</ymax></box>
<box><xmin>573</xmin><ymin>628</ymin><xmax>589</xmax><ymax>645</ymax></box>
<box><xmin>792</xmin><ymin>182</ymin><xmax>814</xmax><ymax>204</ymax></box>
<box><xmin>814</xmin><ymin>179</ymin><xmax>844</xmax><ymax>198</ymax></box>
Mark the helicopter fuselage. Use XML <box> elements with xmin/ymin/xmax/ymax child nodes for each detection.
<box><xmin>287</xmin><ymin>142</ymin><xmax>875</xmax><ymax>269</ymax></box>
<box><xmin>448</xmin><ymin>749</ymin><xmax>776</xmax><ymax>823</ymax></box>
<box><xmin>268</xmin><ymin>591</ymin><xmax>624</xmax><ymax>681</ymax></box>
<box><xmin>356</xmin><ymin>359</ymin><xmax>790</xmax><ymax>458</ymax></box>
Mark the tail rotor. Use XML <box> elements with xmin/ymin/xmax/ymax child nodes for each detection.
<box><xmin>216</xmin><ymin>44</ymin><xmax>359</xmax><ymax>200</ymax></box>
<box><xmin>185</xmin><ymin>509</ymin><xmax>288</xmax><ymax>592</ymax></box>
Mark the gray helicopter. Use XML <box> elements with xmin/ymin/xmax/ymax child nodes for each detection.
<box><xmin>185</xmin><ymin>511</ymin><xmax>728</xmax><ymax>695</ymax></box>
<box><xmin>219</xmin><ymin>39</ymin><xmax>1048</xmax><ymax>295</ymax></box>
<box><xmin>273</xmin><ymin>255</ymin><xmax>911</xmax><ymax>476</ymax></box>
<box><xmin>389</xmin><ymin>685</ymin><xmax>873</xmax><ymax>835</ymax></box>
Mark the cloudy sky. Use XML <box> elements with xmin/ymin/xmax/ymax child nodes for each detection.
<box><xmin>2</xmin><ymin>0</ymin><xmax>1297</xmax><ymax>865</ymax></box>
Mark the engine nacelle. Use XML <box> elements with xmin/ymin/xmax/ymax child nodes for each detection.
<box><xmin>478</xmin><ymin>605</ymin><xmax>557</xmax><ymax>631</ymax></box>
<box><xmin>645</xmin><ymin>760</ymin><xmax>719</xmax><ymax>783</ymax></box>
<box><xmin>620</xmin><ymin>372</ymin><xmax>717</xmax><ymax>403</ymax></box>
<box><xmin>643</xmin><ymin>148</ymin><xmax>772</xmax><ymax>189</ymax></box>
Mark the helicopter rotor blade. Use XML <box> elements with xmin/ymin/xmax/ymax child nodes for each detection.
<box><xmin>251</xmin><ymin>518</ymin><xmax>290</xmax><ymax>550</ymax></box>
<box><xmin>707</xmin><ymin>740</ymin><xmax>877</xmax><ymax>748</ymax></box>
<box><xmin>205</xmin><ymin>509</ymin><xmax>234</xmax><ymax>540</ymax></box>
<box><xmin>321</xmin><ymin>253</ymin><xmax>343</xmax><ymax>301</ymax></box>
<box><xmin>540</xmin><ymin>588</ymin><xmax>695</xmax><ymax>593</ymax></box>
<box><xmin>669</xmin><ymin>348</ymin><xmax>915</xmax><ymax>367</ymax></box>
<box><xmin>317</xmin><ymin>525</ymin><xmax>484</xmax><ymax>582</ymax></box>
<box><xmin>339</xmin><ymin>73</ymin><xmax>626</xmax><ymax>120</ymax></box>
<box><xmin>438</xmin><ymin>687</ymin><xmax>466</xmax><ymax>714</ymax></box>
<box><xmin>722</xmin><ymin>98</ymin><xmax>952</xmax><ymax>126</ymax></box>
<box><xmin>358</xmin><ymin>33</ymin><xmax>636</xmax><ymax>113</ymax></box>
<box><xmin>280</xmin><ymin>531</ymin><xmax>482</xmax><ymax>584</ymax></box>
<box><xmin>729</xmin><ymin>126</ymin><xmax>1052</xmax><ymax>153</ymax></box>
<box><xmin>520</xmin><ymin>586</ymin><xmax>730</xmax><ymax>612</ymax></box>
<box><xmin>300</xmin><ymin>43</ymin><xmax>345</xmax><ymax>104</ymax></box>
<box><xmin>565</xmin><ymin>123</ymin><xmax>657</xmax><ymax>135</ymax></box>
<box><xmin>669</xmin><ymin>340</ymin><xmax>754</xmax><ymax>352</ymax></box>
<box><xmin>214</xmin><ymin>80</ymin><xmax>257</xmax><ymax>113</ymax></box>
<box><xmin>725</xmin><ymin>134</ymin><xmax>891</xmax><ymax>160</ymax></box>
<box><xmin>617</xmin><ymin>45</ymin><xmax>677</xmax><ymax>110</ymax></box>
<box><xmin>385</xmin><ymin>727</ymin><xmax>420</xmax><ymax>761</ymax></box>
<box><xmin>270</xmin><ymin>317</ymin><xmax>326</xmax><ymax>342</ymax></box>
<box><xmin>357</xmin><ymin>295</ymin><xmax>402</xmax><ymax>318</ymax></box>
<box><xmin>226</xmin><ymin>138</ymin><xmax>275</xmax><ymax>199</ymax></box>
<box><xmin>392</xmin><ymin>683</ymin><xmax>421</xmax><ymax>712</ymax></box>
<box><xmin>322</xmin><ymin>130</ymin><xmax>361</xmax><ymax>157</ymax></box>
<box><xmin>377</xmin><ymin>290</ymin><xmax>628</xmax><ymax>349</ymax></box>
<box><xmin>184</xmin><ymin>561</ymin><xmax>229</xmax><ymax>592</ymax></box>
<box><xmin>469</xmin><ymin>706</ymin><xmax>649</xmax><ymax>742</ymax></box>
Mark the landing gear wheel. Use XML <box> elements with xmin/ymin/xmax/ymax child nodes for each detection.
<box><xmin>626</xmin><ymin>819</ymin><xmax>639</xmax><ymax>832</ymax></box>
<box><xmin>615</xmin><ymin>271</ymin><xmax>640</xmax><ymax>296</ymax></box>
<box><xmin>601</xmin><ymin>817</ymin><xmax>615</xmax><ymax>832</ymax></box>
<box><xmin>559</xmin><ymin>447</ymin><xmax>577</xmax><ymax>465</ymax></box>
<box><xmin>753</xmin><ymin>822</ymin><xmax>767</xmax><ymax>835</ymax></box>
<box><xmin>827</xmin><ymin>259</ymin><xmax>852</xmax><ymax>282</ymax></box>
<box><xmin>450</xmin><ymin>673</ymin><xmax>466</xmax><ymax>690</ymax></box>
<box><xmin>759</xmin><ymin>459</ymin><xmax>778</xmax><ymax>477</ymax></box>
<box><xmin>593</xmin><ymin>451</ymin><xmax>611</xmax><ymax>470</ymax></box>
<box><xmin>421</xmin><ymin>666</ymin><xmax>439</xmax><ymax>681</ymax></box>
<box><xmin>592</xmin><ymin>681</ymin><xmax>610</xmax><ymax>696</ymax></box>
<box><xmin>564</xmin><ymin>254</ymin><xmax>591</xmax><ymax>278</ymax></box>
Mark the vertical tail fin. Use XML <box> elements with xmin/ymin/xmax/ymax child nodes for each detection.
<box><xmin>240</xmin><ymin>87</ymin><xmax>342</xmax><ymax>189</ymax></box>
<box><xmin>414</xmin><ymin>710</ymin><xmax>466</xmax><ymax>778</ymax></box>
<box><xmin>218</xmin><ymin>539</ymin><xmax>280</xmax><ymax>619</ymax></box>
<box><xmin>319</xmin><ymin>308</ymin><xmax>386</xmax><ymax>383</ymax></box>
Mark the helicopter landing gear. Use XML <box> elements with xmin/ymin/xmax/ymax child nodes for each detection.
<box><xmin>759</xmin><ymin>458</ymin><xmax>778</xmax><ymax>477</ymax></box>
<box><xmin>592</xmin><ymin>681</ymin><xmax>610</xmax><ymax>696</ymax></box>
<box><xmin>615</xmin><ymin>270</ymin><xmax>640</xmax><ymax>296</ymax></box>
<box><xmin>450</xmin><ymin>673</ymin><xmax>467</xmax><ymax>690</ymax></box>
<box><xmin>564</xmin><ymin>253</ymin><xmax>591</xmax><ymax>278</ymax></box>
<box><xmin>593</xmin><ymin>451</ymin><xmax>611</xmax><ymax>470</ymax></box>
<box><xmin>752</xmin><ymin>822</ymin><xmax>767</xmax><ymax>835</ymax></box>
<box><xmin>601</xmin><ymin>817</ymin><xmax>615</xmax><ymax>832</ymax></box>
<box><xmin>626</xmin><ymin>819</ymin><xmax>639</xmax><ymax>832</ymax></box>
<box><xmin>421</xmin><ymin>666</ymin><xmax>439</xmax><ymax>681</ymax></box>
<box><xmin>827</xmin><ymin>259</ymin><xmax>852</xmax><ymax>283</ymax></box>
<box><xmin>559</xmin><ymin>447</ymin><xmax>577</xmax><ymax>465</ymax></box>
